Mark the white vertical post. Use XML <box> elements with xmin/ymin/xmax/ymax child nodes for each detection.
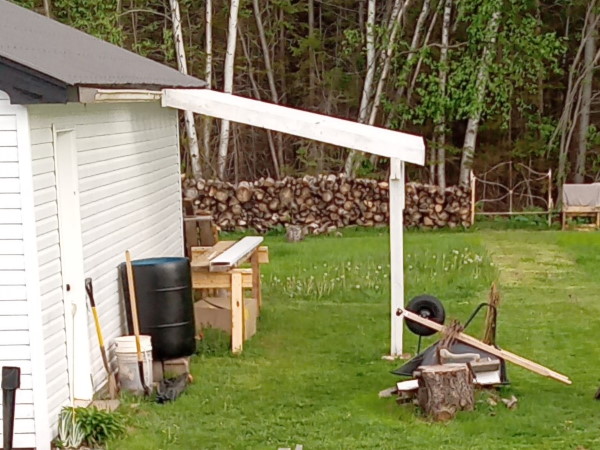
<box><xmin>389</xmin><ymin>158</ymin><xmax>405</xmax><ymax>356</ymax></box>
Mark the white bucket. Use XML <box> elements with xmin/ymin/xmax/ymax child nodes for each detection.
<box><xmin>114</xmin><ymin>335</ymin><xmax>153</xmax><ymax>394</ymax></box>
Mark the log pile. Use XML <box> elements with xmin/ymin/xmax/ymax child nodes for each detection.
<box><xmin>182</xmin><ymin>174</ymin><xmax>472</xmax><ymax>234</ymax></box>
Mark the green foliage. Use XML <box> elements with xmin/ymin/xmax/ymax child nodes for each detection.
<box><xmin>53</xmin><ymin>0</ymin><xmax>124</xmax><ymax>45</ymax></box>
<box><xmin>54</xmin><ymin>406</ymin><xmax>126</xmax><ymax>449</ymax></box>
<box><xmin>54</xmin><ymin>407</ymin><xmax>85</xmax><ymax>449</ymax></box>
<box><xmin>74</xmin><ymin>406</ymin><xmax>126</xmax><ymax>447</ymax></box>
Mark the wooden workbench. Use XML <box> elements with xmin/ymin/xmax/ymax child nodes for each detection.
<box><xmin>191</xmin><ymin>238</ymin><xmax>269</xmax><ymax>353</ymax></box>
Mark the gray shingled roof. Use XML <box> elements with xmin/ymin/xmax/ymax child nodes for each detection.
<box><xmin>0</xmin><ymin>0</ymin><xmax>206</xmax><ymax>89</ymax></box>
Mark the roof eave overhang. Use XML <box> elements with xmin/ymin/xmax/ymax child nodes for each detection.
<box><xmin>0</xmin><ymin>56</ymin><xmax>72</xmax><ymax>104</ymax></box>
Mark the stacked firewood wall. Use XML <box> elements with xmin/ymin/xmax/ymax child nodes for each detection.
<box><xmin>183</xmin><ymin>174</ymin><xmax>472</xmax><ymax>234</ymax></box>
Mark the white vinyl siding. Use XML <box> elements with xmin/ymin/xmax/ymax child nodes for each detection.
<box><xmin>0</xmin><ymin>91</ymin><xmax>37</xmax><ymax>449</ymax></box>
<box><xmin>27</xmin><ymin>101</ymin><xmax>183</xmax><ymax>413</ymax></box>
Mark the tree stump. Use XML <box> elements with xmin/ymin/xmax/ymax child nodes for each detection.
<box><xmin>286</xmin><ymin>225</ymin><xmax>305</xmax><ymax>242</ymax></box>
<box><xmin>416</xmin><ymin>364</ymin><xmax>474</xmax><ymax>422</ymax></box>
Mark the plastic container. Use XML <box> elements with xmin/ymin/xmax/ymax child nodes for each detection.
<box><xmin>119</xmin><ymin>257</ymin><xmax>196</xmax><ymax>360</ymax></box>
<box><xmin>114</xmin><ymin>335</ymin><xmax>153</xmax><ymax>394</ymax></box>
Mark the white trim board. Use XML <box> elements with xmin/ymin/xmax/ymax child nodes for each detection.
<box><xmin>162</xmin><ymin>89</ymin><xmax>425</xmax><ymax>165</ymax></box>
<box><xmin>14</xmin><ymin>101</ymin><xmax>52</xmax><ymax>449</ymax></box>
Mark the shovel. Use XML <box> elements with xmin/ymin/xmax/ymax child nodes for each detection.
<box><xmin>124</xmin><ymin>250</ymin><xmax>152</xmax><ymax>396</ymax></box>
<box><xmin>85</xmin><ymin>278</ymin><xmax>118</xmax><ymax>399</ymax></box>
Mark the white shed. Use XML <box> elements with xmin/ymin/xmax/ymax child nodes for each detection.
<box><xmin>0</xmin><ymin>1</ymin><xmax>424</xmax><ymax>449</ymax></box>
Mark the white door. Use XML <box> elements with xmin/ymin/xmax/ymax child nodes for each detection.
<box><xmin>53</xmin><ymin>127</ymin><xmax>93</xmax><ymax>401</ymax></box>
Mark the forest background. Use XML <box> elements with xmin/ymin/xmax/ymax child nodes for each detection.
<box><xmin>14</xmin><ymin>0</ymin><xmax>600</xmax><ymax>193</ymax></box>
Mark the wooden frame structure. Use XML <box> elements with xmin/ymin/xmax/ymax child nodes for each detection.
<box><xmin>561</xmin><ymin>206</ymin><xmax>600</xmax><ymax>230</ymax></box>
<box><xmin>161</xmin><ymin>89</ymin><xmax>426</xmax><ymax>356</ymax></box>
<box><xmin>469</xmin><ymin>164</ymin><xmax>554</xmax><ymax>227</ymax></box>
<box><xmin>191</xmin><ymin>238</ymin><xmax>269</xmax><ymax>353</ymax></box>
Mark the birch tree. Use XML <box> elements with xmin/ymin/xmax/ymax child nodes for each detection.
<box><xmin>344</xmin><ymin>0</ymin><xmax>412</xmax><ymax>176</ymax></box>
<box><xmin>459</xmin><ymin>7</ymin><xmax>501</xmax><ymax>186</ymax></box>
<box><xmin>217</xmin><ymin>0</ymin><xmax>241</xmax><ymax>180</ymax></box>
<box><xmin>574</xmin><ymin>9</ymin><xmax>597</xmax><ymax>183</ymax></box>
<box><xmin>343</xmin><ymin>0</ymin><xmax>376</xmax><ymax>176</ymax></box>
<box><xmin>169</xmin><ymin>0</ymin><xmax>202</xmax><ymax>179</ymax></box>
<box><xmin>435</xmin><ymin>0</ymin><xmax>452</xmax><ymax>188</ymax></box>
<box><xmin>202</xmin><ymin>0</ymin><xmax>213</xmax><ymax>176</ymax></box>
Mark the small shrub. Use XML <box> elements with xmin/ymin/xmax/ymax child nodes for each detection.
<box><xmin>74</xmin><ymin>406</ymin><xmax>126</xmax><ymax>447</ymax></box>
<box><xmin>53</xmin><ymin>406</ymin><xmax>126</xmax><ymax>449</ymax></box>
<box><xmin>54</xmin><ymin>407</ymin><xmax>85</xmax><ymax>449</ymax></box>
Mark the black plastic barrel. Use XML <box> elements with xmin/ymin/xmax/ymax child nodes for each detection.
<box><xmin>119</xmin><ymin>257</ymin><xmax>196</xmax><ymax>360</ymax></box>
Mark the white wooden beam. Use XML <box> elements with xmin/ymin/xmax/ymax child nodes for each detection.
<box><xmin>389</xmin><ymin>158</ymin><xmax>405</xmax><ymax>356</ymax></box>
<box><xmin>162</xmin><ymin>89</ymin><xmax>425</xmax><ymax>164</ymax></box>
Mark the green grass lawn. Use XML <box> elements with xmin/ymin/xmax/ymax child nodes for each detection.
<box><xmin>113</xmin><ymin>229</ymin><xmax>600</xmax><ymax>450</ymax></box>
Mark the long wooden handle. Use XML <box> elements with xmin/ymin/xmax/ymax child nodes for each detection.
<box><xmin>125</xmin><ymin>250</ymin><xmax>143</xmax><ymax>360</ymax></box>
<box><xmin>398</xmin><ymin>308</ymin><xmax>572</xmax><ymax>385</ymax></box>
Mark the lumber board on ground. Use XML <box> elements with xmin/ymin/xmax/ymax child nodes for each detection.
<box><xmin>398</xmin><ymin>308</ymin><xmax>572</xmax><ymax>385</ymax></box>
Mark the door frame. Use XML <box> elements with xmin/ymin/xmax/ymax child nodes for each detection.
<box><xmin>53</xmin><ymin>125</ymin><xmax>93</xmax><ymax>401</ymax></box>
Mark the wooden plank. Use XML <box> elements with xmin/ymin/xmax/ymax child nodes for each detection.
<box><xmin>191</xmin><ymin>269</ymin><xmax>253</xmax><ymax>289</ymax></box>
<box><xmin>190</xmin><ymin>241</ymin><xmax>236</xmax><ymax>269</ymax></box>
<box><xmin>230</xmin><ymin>271</ymin><xmax>244</xmax><ymax>354</ymax></box>
<box><xmin>258</xmin><ymin>246</ymin><xmax>269</xmax><ymax>264</ymax></box>
<box><xmin>398</xmin><ymin>308</ymin><xmax>572</xmax><ymax>385</ymax></box>
<box><xmin>162</xmin><ymin>89</ymin><xmax>426</xmax><ymax>165</ymax></box>
<box><xmin>209</xmin><ymin>236</ymin><xmax>264</xmax><ymax>272</ymax></box>
<box><xmin>251</xmin><ymin>251</ymin><xmax>262</xmax><ymax>312</ymax></box>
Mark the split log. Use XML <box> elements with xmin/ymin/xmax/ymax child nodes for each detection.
<box><xmin>416</xmin><ymin>364</ymin><xmax>474</xmax><ymax>422</ymax></box>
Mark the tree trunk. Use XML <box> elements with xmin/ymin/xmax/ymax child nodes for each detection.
<box><xmin>217</xmin><ymin>0</ymin><xmax>241</xmax><ymax>180</ymax></box>
<box><xmin>238</xmin><ymin>28</ymin><xmax>281</xmax><ymax>179</ymax></box>
<box><xmin>252</xmin><ymin>0</ymin><xmax>283</xmax><ymax>178</ymax></box>
<box><xmin>459</xmin><ymin>9</ymin><xmax>501</xmax><ymax>186</ymax></box>
<box><xmin>344</xmin><ymin>0</ymin><xmax>377</xmax><ymax>177</ymax></box>
<box><xmin>43</xmin><ymin>0</ymin><xmax>51</xmax><ymax>17</ymax></box>
<box><xmin>169</xmin><ymin>0</ymin><xmax>202</xmax><ymax>179</ymax></box>
<box><xmin>574</xmin><ymin>10</ymin><xmax>596</xmax><ymax>184</ymax></box>
<box><xmin>435</xmin><ymin>0</ymin><xmax>452</xmax><ymax>189</ymax></box>
<box><xmin>417</xmin><ymin>364</ymin><xmax>474</xmax><ymax>422</ymax></box>
<box><xmin>203</xmin><ymin>0</ymin><xmax>213</xmax><ymax>176</ymax></box>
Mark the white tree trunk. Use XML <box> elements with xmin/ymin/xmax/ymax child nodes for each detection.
<box><xmin>436</xmin><ymin>0</ymin><xmax>452</xmax><ymax>189</ymax></box>
<box><xmin>574</xmin><ymin>10</ymin><xmax>596</xmax><ymax>183</ymax></box>
<box><xmin>367</xmin><ymin>0</ymin><xmax>411</xmax><ymax>126</ymax></box>
<box><xmin>203</xmin><ymin>0</ymin><xmax>213</xmax><ymax>175</ymax></box>
<box><xmin>217</xmin><ymin>0</ymin><xmax>241</xmax><ymax>180</ymax></box>
<box><xmin>459</xmin><ymin>9</ymin><xmax>501</xmax><ymax>186</ymax></box>
<box><xmin>43</xmin><ymin>0</ymin><xmax>51</xmax><ymax>17</ymax></box>
<box><xmin>169</xmin><ymin>0</ymin><xmax>202</xmax><ymax>179</ymax></box>
<box><xmin>344</xmin><ymin>0</ymin><xmax>377</xmax><ymax>176</ymax></box>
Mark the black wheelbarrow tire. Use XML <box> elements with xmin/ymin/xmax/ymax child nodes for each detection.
<box><xmin>405</xmin><ymin>294</ymin><xmax>445</xmax><ymax>336</ymax></box>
